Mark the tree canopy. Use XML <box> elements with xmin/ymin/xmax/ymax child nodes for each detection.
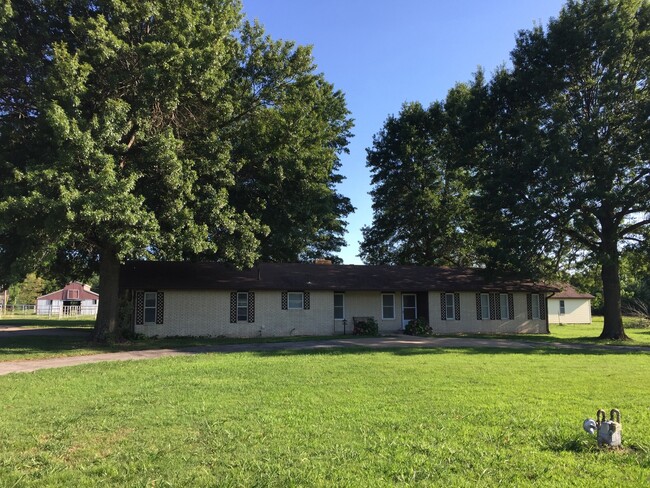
<box><xmin>362</xmin><ymin>0</ymin><xmax>649</xmax><ymax>339</ymax></box>
<box><xmin>0</xmin><ymin>0</ymin><xmax>353</xmax><ymax>339</ymax></box>
<box><xmin>360</xmin><ymin>99</ymin><xmax>481</xmax><ymax>266</ymax></box>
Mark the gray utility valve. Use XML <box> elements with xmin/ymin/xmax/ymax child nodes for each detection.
<box><xmin>583</xmin><ymin>409</ymin><xmax>622</xmax><ymax>448</ymax></box>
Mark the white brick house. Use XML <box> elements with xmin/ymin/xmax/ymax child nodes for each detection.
<box><xmin>120</xmin><ymin>262</ymin><xmax>557</xmax><ymax>338</ymax></box>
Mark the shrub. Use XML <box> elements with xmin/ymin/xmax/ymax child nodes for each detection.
<box><xmin>353</xmin><ymin>317</ymin><xmax>379</xmax><ymax>336</ymax></box>
<box><xmin>404</xmin><ymin>318</ymin><xmax>433</xmax><ymax>336</ymax></box>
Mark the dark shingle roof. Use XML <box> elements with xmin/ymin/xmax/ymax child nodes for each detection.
<box><xmin>120</xmin><ymin>262</ymin><xmax>558</xmax><ymax>293</ymax></box>
<box><xmin>552</xmin><ymin>284</ymin><xmax>595</xmax><ymax>299</ymax></box>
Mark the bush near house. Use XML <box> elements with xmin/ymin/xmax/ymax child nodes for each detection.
<box><xmin>404</xmin><ymin>318</ymin><xmax>433</xmax><ymax>336</ymax></box>
<box><xmin>353</xmin><ymin>317</ymin><xmax>379</xmax><ymax>336</ymax></box>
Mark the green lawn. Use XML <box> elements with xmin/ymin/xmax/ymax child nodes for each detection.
<box><xmin>0</xmin><ymin>348</ymin><xmax>648</xmax><ymax>486</ymax></box>
<box><xmin>0</xmin><ymin>316</ymin><xmax>95</xmax><ymax>328</ymax></box>
<box><xmin>1</xmin><ymin>316</ymin><xmax>649</xmax><ymax>363</ymax></box>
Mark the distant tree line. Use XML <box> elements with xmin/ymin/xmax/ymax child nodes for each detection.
<box><xmin>361</xmin><ymin>0</ymin><xmax>649</xmax><ymax>339</ymax></box>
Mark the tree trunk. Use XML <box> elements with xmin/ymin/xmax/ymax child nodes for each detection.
<box><xmin>92</xmin><ymin>250</ymin><xmax>121</xmax><ymax>342</ymax></box>
<box><xmin>599</xmin><ymin>237</ymin><xmax>628</xmax><ymax>340</ymax></box>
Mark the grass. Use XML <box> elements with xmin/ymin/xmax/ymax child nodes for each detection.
<box><xmin>0</xmin><ymin>330</ymin><xmax>356</xmax><ymax>362</ymax></box>
<box><xmin>1</xmin><ymin>315</ymin><xmax>649</xmax><ymax>363</ymax></box>
<box><xmin>0</xmin><ymin>347</ymin><xmax>648</xmax><ymax>486</ymax></box>
<box><xmin>0</xmin><ymin>316</ymin><xmax>95</xmax><ymax>328</ymax></box>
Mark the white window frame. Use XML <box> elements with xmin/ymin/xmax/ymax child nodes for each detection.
<box><xmin>500</xmin><ymin>293</ymin><xmax>510</xmax><ymax>320</ymax></box>
<box><xmin>381</xmin><ymin>293</ymin><xmax>395</xmax><ymax>320</ymax></box>
<box><xmin>334</xmin><ymin>293</ymin><xmax>345</xmax><ymax>320</ymax></box>
<box><xmin>559</xmin><ymin>299</ymin><xmax>566</xmax><ymax>315</ymax></box>
<box><xmin>67</xmin><ymin>289</ymin><xmax>79</xmax><ymax>300</ymax></box>
<box><xmin>531</xmin><ymin>294</ymin><xmax>541</xmax><ymax>320</ymax></box>
<box><xmin>287</xmin><ymin>292</ymin><xmax>304</xmax><ymax>310</ymax></box>
<box><xmin>480</xmin><ymin>293</ymin><xmax>490</xmax><ymax>320</ymax></box>
<box><xmin>144</xmin><ymin>292</ymin><xmax>157</xmax><ymax>325</ymax></box>
<box><xmin>445</xmin><ymin>293</ymin><xmax>455</xmax><ymax>320</ymax></box>
<box><xmin>237</xmin><ymin>292</ymin><xmax>248</xmax><ymax>322</ymax></box>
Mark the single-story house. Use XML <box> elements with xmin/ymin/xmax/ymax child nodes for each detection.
<box><xmin>547</xmin><ymin>284</ymin><xmax>593</xmax><ymax>324</ymax></box>
<box><xmin>37</xmin><ymin>282</ymin><xmax>99</xmax><ymax>316</ymax></box>
<box><xmin>119</xmin><ymin>262</ymin><xmax>558</xmax><ymax>338</ymax></box>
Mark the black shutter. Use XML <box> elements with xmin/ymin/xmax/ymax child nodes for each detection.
<box><xmin>304</xmin><ymin>291</ymin><xmax>310</xmax><ymax>310</ymax></box>
<box><xmin>454</xmin><ymin>293</ymin><xmax>460</xmax><ymax>320</ymax></box>
<box><xmin>135</xmin><ymin>291</ymin><xmax>144</xmax><ymax>325</ymax></box>
<box><xmin>494</xmin><ymin>293</ymin><xmax>501</xmax><ymax>320</ymax></box>
<box><xmin>476</xmin><ymin>293</ymin><xmax>482</xmax><ymax>320</ymax></box>
<box><xmin>508</xmin><ymin>293</ymin><xmax>514</xmax><ymax>320</ymax></box>
<box><xmin>540</xmin><ymin>295</ymin><xmax>546</xmax><ymax>319</ymax></box>
<box><xmin>230</xmin><ymin>292</ymin><xmax>237</xmax><ymax>323</ymax></box>
<box><xmin>440</xmin><ymin>293</ymin><xmax>446</xmax><ymax>320</ymax></box>
<box><xmin>281</xmin><ymin>291</ymin><xmax>288</xmax><ymax>310</ymax></box>
<box><xmin>248</xmin><ymin>292</ymin><xmax>255</xmax><ymax>323</ymax></box>
<box><xmin>155</xmin><ymin>292</ymin><xmax>164</xmax><ymax>324</ymax></box>
<box><xmin>489</xmin><ymin>293</ymin><xmax>496</xmax><ymax>320</ymax></box>
<box><xmin>527</xmin><ymin>294</ymin><xmax>533</xmax><ymax>319</ymax></box>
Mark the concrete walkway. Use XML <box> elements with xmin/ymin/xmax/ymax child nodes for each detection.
<box><xmin>1</xmin><ymin>335</ymin><xmax>648</xmax><ymax>376</ymax></box>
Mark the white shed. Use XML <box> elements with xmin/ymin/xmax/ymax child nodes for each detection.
<box><xmin>548</xmin><ymin>284</ymin><xmax>593</xmax><ymax>324</ymax></box>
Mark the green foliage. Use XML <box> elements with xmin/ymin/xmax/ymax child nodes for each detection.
<box><xmin>403</xmin><ymin>317</ymin><xmax>433</xmax><ymax>336</ymax></box>
<box><xmin>360</xmin><ymin>99</ymin><xmax>482</xmax><ymax>266</ymax></box>
<box><xmin>352</xmin><ymin>317</ymin><xmax>379</xmax><ymax>336</ymax></box>
<box><xmin>363</xmin><ymin>0</ymin><xmax>648</xmax><ymax>339</ymax></box>
<box><xmin>7</xmin><ymin>273</ymin><xmax>49</xmax><ymax>305</ymax></box>
<box><xmin>0</xmin><ymin>1</ymin><xmax>353</xmax><ymax>337</ymax></box>
<box><xmin>473</xmin><ymin>0</ymin><xmax>650</xmax><ymax>338</ymax></box>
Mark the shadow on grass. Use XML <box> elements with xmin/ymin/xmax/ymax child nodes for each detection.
<box><xmin>0</xmin><ymin>317</ymin><xmax>94</xmax><ymax>328</ymax></box>
<box><xmin>2</xmin><ymin>333</ymin><xmax>649</xmax><ymax>362</ymax></box>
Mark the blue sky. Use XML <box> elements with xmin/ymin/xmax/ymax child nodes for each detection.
<box><xmin>242</xmin><ymin>0</ymin><xmax>568</xmax><ymax>264</ymax></box>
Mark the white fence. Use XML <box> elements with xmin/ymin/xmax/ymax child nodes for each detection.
<box><xmin>0</xmin><ymin>304</ymin><xmax>36</xmax><ymax>316</ymax></box>
<box><xmin>0</xmin><ymin>304</ymin><xmax>97</xmax><ymax>317</ymax></box>
<box><xmin>38</xmin><ymin>305</ymin><xmax>98</xmax><ymax>317</ymax></box>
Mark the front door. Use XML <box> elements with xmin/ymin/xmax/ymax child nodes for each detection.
<box><xmin>402</xmin><ymin>294</ymin><xmax>417</xmax><ymax>328</ymax></box>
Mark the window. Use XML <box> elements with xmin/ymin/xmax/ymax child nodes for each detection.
<box><xmin>531</xmin><ymin>294</ymin><xmax>541</xmax><ymax>319</ymax></box>
<box><xmin>288</xmin><ymin>292</ymin><xmax>304</xmax><ymax>310</ymax></box>
<box><xmin>67</xmin><ymin>289</ymin><xmax>79</xmax><ymax>299</ymax></box>
<box><xmin>334</xmin><ymin>293</ymin><xmax>345</xmax><ymax>320</ymax></box>
<box><xmin>500</xmin><ymin>293</ymin><xmax>510</xmax><ymax>320</ymax></box>
<box><xmin>382</xmin><ymin>294</ymin><xmax>395</xmax><ymax>320</ymax></box>
<box><xmin>559</xmin><ymin>300</ymin><xmax>566</xmax><ymax>315</ymax></box>
<box><xmin>144</xmin><ymin>292</ymin><xmax>157</xmax><ymax>324</ymax></box>
<box><xmin>446</xmin><ymin>293</ymin><xmax>455</xmax><ymax>320</ymax></box>
<box><xmin>92</xmin><ymin>299</ymin><xmax>97</xmax><ymax>305</ymax></box>
<box><xmin>237</xmin><ymin>292</ymin><xmax>248</xmax><ymax>321</ymax></box>
<box><xmin>481</xmin><ymin>293</ymin><xmax>490</xmax><ymax>320</ymax></box>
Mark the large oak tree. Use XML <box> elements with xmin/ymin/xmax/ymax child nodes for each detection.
<box><xmin>476</xmin><ymin>0</ymin><xmax>649</xmax><ymax>339</ymax></box>
<box><xmin>0</xmin><ymin>0</ymin><xmax>353</xmax><ymax>339</ymax></box>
